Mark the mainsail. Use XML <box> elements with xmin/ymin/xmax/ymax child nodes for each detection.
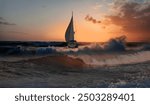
<box><xmin>65</xmin><ymin>13</ymin><xmax>75</xmax><ymax>42</ymax></box>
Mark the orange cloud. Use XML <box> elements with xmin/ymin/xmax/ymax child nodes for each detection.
<box><xmin>105</xmin><ymin>0</ymin><xmax>150</xmax><ymax>42</ymax></box>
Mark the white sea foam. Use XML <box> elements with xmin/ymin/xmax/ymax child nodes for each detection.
<box><xmin>53</xmin><ymin>36</ymin><xmax>126</xmax><ymax>53</ymax></box>
<box><xmin>69</xmin><ymin>51</ymin><xmax>150</xmax><ymax>66</ymax></box>
<box><xmin>52</xmin><ymin>36</ymin><xmax>150</xmax><ymax>66</ymax></box>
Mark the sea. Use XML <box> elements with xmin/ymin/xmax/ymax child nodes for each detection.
<box><xmin>0</xmin><ymin>38</ymin><xmax>150</xmax><ymax>88</ymax></box>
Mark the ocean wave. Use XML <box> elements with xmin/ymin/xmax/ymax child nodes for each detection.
<box><xmin>1</xmin><ymin>35</ymin><xmax>149</xmax><ymax>57</ymax></box>
<box><xmin>54</xmin><ymin>36</ymin><xmax>150</xmax><ymax>66</ymax></box>
<box><xmin>53</xmin><ymin>36</ymin><xmax>126</xmax><ymax>54</ymax></box>
<box><xmin>69</xmin><ymin>51</ymin><xmax>150</xmax><ymax>66</ymax></box>
<box><xmin>141</xmin><ymin>44</ymin><xmax>150</xmax><ymax>51</ymax></box>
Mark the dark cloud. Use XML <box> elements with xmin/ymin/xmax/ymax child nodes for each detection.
<box><xmin>0</xmin><ymin>17</ymin><xmax>16</xmax><ymax>26</ymax></box>
<box><xmin>0</xmin><ymin>17</ymin><xmax>4</xmax><ymax>20</ymax></box>
<box><xmin>105</xmin><ymin>0</ymin><xmax>150</xmax><ymax>41</ymax></box>
<box><xmin>85</xmin><ymin>15</ymin><xmax>101</xmax><ymax>24</ymax></box>
<box><xmin>0</xmin><ymin>21</ymin><xmax>16</xmax><ymax>25</ymax></box>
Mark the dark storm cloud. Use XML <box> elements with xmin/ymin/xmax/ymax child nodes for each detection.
<box><xmin>85</xmin><ymin>15</ymin><xmax>101</xmax><ymax>24</ymax></box>
<box><xmin>105</xmin><ymin>0</ymin><xmax>150</xmax><ymax>40</ymax></box>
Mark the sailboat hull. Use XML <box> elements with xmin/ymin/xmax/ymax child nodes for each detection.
<box><xmin>67</xmin><ymin>40</ymin><xmax>78</xmax><ymax>48</ymax></box>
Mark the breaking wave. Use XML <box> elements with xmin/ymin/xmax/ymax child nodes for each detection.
<box><xmin>54</xmin><ymin>36</ymin><xmax>127</xmax><ymax>53</ymax></box>
<box><xmin>69</xmin><ymin>51</ymin><xmax>150</xmax><ymax>66</ymax></box>
<box><xmin>1</xmin><ymin>35</ymin><xmax>150</xmax><ymax>66</ymax></box>
<box><xmin>141</xmin><ymin>44</ymin><xmax>150</xmax><ymax>51</ymax></box>
<box><xmin>53</xmin><ymin>36</ymin><xmax>150</xmax><ymax>66</ymax></box>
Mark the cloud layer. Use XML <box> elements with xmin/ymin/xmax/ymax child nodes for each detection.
<box><xmin>0</xmin><ymin>17</ymin><xmax>4</xmax><ymax>20</ymax></box>
<box><xmin>0</xmin><ymin>17</ymin><xmax>16</xmax><ymax>25</ymax></box>
<box><xmin>0</xmin><ymin>21</ymin><xmax>16</xmax><ymax>25</ymax></box>
<box><xmin>105</xmin><ymin>0</ymin><xmax>150</xmax><ymax>41</ymax></box>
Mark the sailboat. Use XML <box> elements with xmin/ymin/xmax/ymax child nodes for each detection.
<box><xmin>65</xmin><ymin>12</ymin><xmax>78</xmax><ymax>48</ymax></box>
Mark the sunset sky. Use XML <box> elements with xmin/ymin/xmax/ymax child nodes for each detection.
<box><xmin>0</xmin><ymin>0</ymin><xmax>150</xmax><ymax>42</ymax></box>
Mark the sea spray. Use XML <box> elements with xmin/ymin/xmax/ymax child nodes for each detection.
<box><xmin>69</xmin><ymin>51</ymin><xmax>150</xmax><ymax>66</ymax></box>
<box><xmin>104</xmin><ymin>35</ymin><xmax>126</xmax><ymax>51</ymax></box>
<box><xmin>53</xmin><ymin>36</ymin><xmax>126</xmax><ymax>54</ymax></box>
<box><xmin>65</xmin><ymin>36</ymin><xmax>150</xmax><ymax>66</ymax></box>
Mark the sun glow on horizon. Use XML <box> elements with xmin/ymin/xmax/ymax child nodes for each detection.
<box><xmin>45</xmin><ymin>19</ymin><xmax>126</xmax><ymax>42</ymax></box>
<box><xmin>0</xmin><ymin>0</ymin><xmax>149</xmax><ymax>42</ymax></box>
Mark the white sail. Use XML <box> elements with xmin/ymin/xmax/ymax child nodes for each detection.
<box><xmin>65</xmin><ymin>13</ymin><xmax>75</xmax><ymax>42</ymax></box>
